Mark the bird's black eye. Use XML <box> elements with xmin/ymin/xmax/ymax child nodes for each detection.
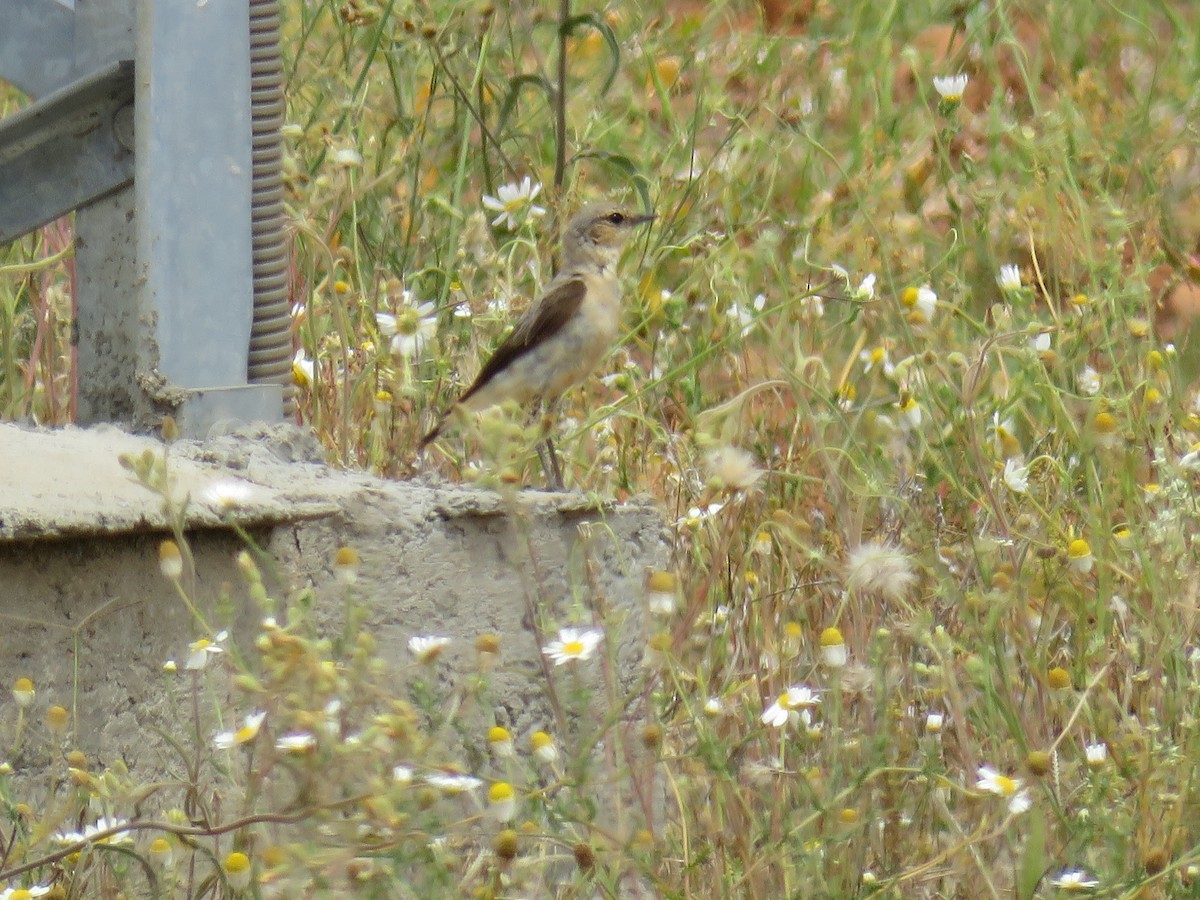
<box><xmin>607</xmin><ymin>212</ymin><xmax>625</xmax><ymax>225</ymax></box>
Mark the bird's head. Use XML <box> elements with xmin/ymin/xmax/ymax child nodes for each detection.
<box><xmin>563</xmin><ymin>202</ymin><xmax>655</xmax><ymax>270</ymax></box>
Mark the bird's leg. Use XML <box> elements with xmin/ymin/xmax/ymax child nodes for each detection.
<box><xmin>542</xmin><ymin>435</ymin><xmax>564</xmax><ymax>490</ymax></box>
<box><xmin>532</xmin><ymin>399</ymin><xmax>565</xmax><ymax>490</ymax></box>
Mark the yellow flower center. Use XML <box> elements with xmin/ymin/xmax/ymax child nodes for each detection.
<box><xmin>562</xmin><ymin>640</ymin><xmax>584</xmax><ymax>657</ymax></box>
<box><xmin>820</xmin><ymin>627</ymin><xmax>845</xmax><ymax>648</ymax></box>
<box><xmin>234</xmin><ymin>725</ymin><xmax>258</xmax><ymax>744</ymax></box>
<box><xmin>1067</xmin><ymin>540</ymin><xmax>1091</xmax><ymax>559</ymax></box>
<box><xmin>397</xmin><ymin>309</ymin><xmax>420</xmax><ymax>336</ymax></box>
<box><xmin>994</xmin><ymin>775</ymin><xmax>1017</xmax><ymax>796</ymax></box>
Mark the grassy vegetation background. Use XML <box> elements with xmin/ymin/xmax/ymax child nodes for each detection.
<box><xmin>5</xmin><ymin>0</ymin><xmax>1200</xmax><ymax>896</ymax></box>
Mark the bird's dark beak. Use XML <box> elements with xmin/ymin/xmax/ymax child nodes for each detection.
<box><xmin>629</xmin><ymin>212</ymin><xmax>656</xmax><ymax>227</ymax></box>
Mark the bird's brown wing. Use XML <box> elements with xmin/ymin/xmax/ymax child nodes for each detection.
<box><xmin>458</xmin><ymin>276</ymin><xmax>587</xmax><ymax>405</ymax></box>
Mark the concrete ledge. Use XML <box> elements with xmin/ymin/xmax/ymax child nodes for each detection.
<box><xmin>0</xmin><ymin>423</ymin><xmax>669</xmax><ymax>779</ymax></box>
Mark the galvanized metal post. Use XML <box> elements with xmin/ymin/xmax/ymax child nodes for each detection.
<box><xmin>0</xmin><ymin>0</ymin><xmax>285</xmax><ymax>435</ymax></box>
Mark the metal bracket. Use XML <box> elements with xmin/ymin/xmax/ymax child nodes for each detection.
<box><xmin>0</xmin><ymin>60</ymin><xmax>135</xmax><ymax>246</ymax></box>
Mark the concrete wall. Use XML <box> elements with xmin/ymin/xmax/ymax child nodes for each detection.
<box><xmin>0</xmin><ymin>423</ymin><xmax>669</xmax><ymax>785</ymax></box>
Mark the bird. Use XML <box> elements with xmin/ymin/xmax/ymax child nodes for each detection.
<box><xmin>419</xmin><ymin>200</ymin><xmax>655</xmax><ymax>488</ymax></box>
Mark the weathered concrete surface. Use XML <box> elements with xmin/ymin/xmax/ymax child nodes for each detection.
<box><xmin>0</xmin><ymin>422</ymin><xmax>669</xmax><ymax>778</ymax></box>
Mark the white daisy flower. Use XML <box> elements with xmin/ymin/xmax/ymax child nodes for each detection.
<box><xmin>902</xmin><ymin>285</ymin><xmax>938</xmax><ymax>324</ymax></box>
<box><xmin>274</xmin><ymin>732</ymin><xmax>316</xmax><ymax>753</ymax></box>
<box><xmin>292</xmin><ymin>349</ymin><xmax>315</xmax><ymax>388</ymax></box>
<box><xmin>932</xmin><ymin>73</ymin><xmax>969</xmax><ymax>102</ymax></box>
<box><xmin>408</xmin><ymin>635</ymin><xmax>451</xmax><ymax>664</ymax></box>
<box><xmin>482</xmin><ymin>176</ymin><xmax>546</xmax><ymax>230</ymax></box>
<box><xmin>727</xmin><ymin>293</ymin><xmax>768</xmax><ymax>337</ymax></box>
<box><xmin>854</xmin><ymin>273</ymin><xmax>877</xmax><ymax>301</ymax></box>
<box><xmin>1077</xmin><ymin>365</ymin><xmax>1101</xmax><ymax>396</ymax></box>
<box><xmin>1003</xmin><ymin>458</ymin><xmax>1030</xmax><ymax>493</ymax></box>
<box><xmin>976</xmin><ymin>766</ymin><xmax>1021</xmax><ymax>797</ymax></box>
<box><xmin>761</xmin><ymin>685</ymin><xmax>820</xmax><ymax>727</ymax></box>
<box><xmin>1051</xmin><ymin>870</ymin><xmax>1100</xmax><ymax>891</ymax></box>
<box><xmin>384</xmin><ymin>295</ymin><xmax>438</xmax><ymax>358</ymax></box>
<box><xmin>0</xmin><ymin>885</ymin><xmax>52</xmax><ymax>898</ymax></box>
<box><xmin>185</xmin><ymin>631</ymin><xmax>228</xmax><ymax>671</ymax></box>
<box><xmin>426</xmin><ymin>771</ymin><xmax>483</xmax><ymax>794</ymax></box>
<box><xmin>214</xmin><ymin>711</ymin><xmax>267</xmax><ymax>750</ymax></box>
<box><xmin>542</xmin><ymin>627</ymin><xmax>603</xmax><ymax>665</ymax></box>
<box><xmin>392</xmin><ymin>765</ymin><xmax>414</xmax><ymax>784</ymax></box>
<box><xmin>200</xmin><ymin>478</ymin><xmax>258</xmax><ymax>511</ymax></box>
<box><xmin>997</xmin><ymin>264</ymin><xmax>1022</xmax><ymax>293</ymax></box>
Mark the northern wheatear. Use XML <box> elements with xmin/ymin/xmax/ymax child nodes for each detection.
<box><xmin>420</xmin><ymin>201</ymin><xmax>655</xmax><ymax>486</ymax></box>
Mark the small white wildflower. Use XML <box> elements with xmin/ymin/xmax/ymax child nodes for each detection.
<box><xmin>727</xmin><ymin>293</ymin><xmax>768</xmax><ymax>337</ymax></box>
<box><xmin>530</xmin><ymin>731</ymin><xmax>558</xmax><ymax>764</ymax></box>
<box><xmin>392</xmin><ymin>765</ymin><xmax>414</xmax><ymax>784</ymax></box>
<box><xmin>677</xmin><ymin>502</ymin><xmax>725</xmax><ymax>530</ymax></box>
<box><xmin>1085</xmin><ymin>742</ymin><xmax>1107</xmax><ymax>768</ymax></box>
<box><xmin>426</xmin><ymin>771</ymin><xmax>483</xmax><ymax>794</ymax></box>
<box><xmin>375</xmin><ymin>312</ymin><xmax>398</xmax><ymax>336</ymax></box>
<box><xmin>906</xmin><ymin>286</ymin><xmax>938</xmax><ymax>323</ymax></box>
<box><xmin>860</xmin><ymin>346</ymin><xmax>894</xmax><ymax>377</ymax></box>
<box><xmin>543</xmin><ymin>627</ymin><xmax>603</xmax><ymax>665</ymax></box>
<box><xmin>386</xmin><ymin>297</ymin><xmax>438</xmax><ymax>358</ymax></box>
<box><xmin>761</xmin><ymin>686</ymin><xmax>820</xmax><ymax>728</ymax></box>
<box><xmin>214</xmin><ymin>711</ymin><xmax>266</xmax><ymax>750</ymax></box>
<box><xmin>976</xmin><ymin>766</ymin><xmax>1021</xmax><ymax>798</ymax></box>
<box><xmin>1050</xmin><ymin>870</ymin><xmax>1100</xmax><ymax>891</ymax></box>
<box><xmin>1008</xmin><ymin>790</ymin><xmax>1032</xmax><ymax>815</ymax></box>
<box><xmin>1003</xmin><ymin>458</ymin><xmax>1030</xmax><ymax>493</ymax></box>
<box><xmin>200</xmin><ymin>478</ymin><xmax>257</xmax><ymax>511</ymax></box>
<box><xmin>932</xmin><ymin>73</ymin><xmax>969</xmax><ymax>102</ymax></box>
<box><xmin>854</xmin><ymin>273</ymin><xmax>877</xmax><ymax>301</ymax></box>
<box><xmin>0</xmin><ymin>886</ymin><xmax>52</xmax><ymax>899</ymax></box>
<box><xmin>997</xmin><ymin>264</ymin><xmax>1022</xmax><ymax>293</ymax></box>
<box><xmin>487</xmin><ymin>782</ymin><xmax>517</xmax><ymax>823</ymax></box>
<box><xmin>1077</xmin><ymin>365</ymin><xmax>1101</xmax><ymax>396</ymax></box>
<box><xmin>292</xmin><ymin>350</ymin><xmax>315</xmax><ymax>388</ymax></box>
<box><xmin>1179</xmin><ymin>442</ymin><xmax>1200</xmax><ymax>471</ymax></box>
<box><xmin>408</xmin><ymin>635</ymin><xmax>451</xmax><ymax>664</ymax></box>
<box><xmin>56</xmin><ymin>816</ymin><xmax>133</xmax><ymax>846</ymax></box>
<box><xmin>646</xmin><ymin>571</ymin><xmax>677</xmax><ymax>617</ymax></box>
<box><xmin>482</xmin><ymin>177</ymin><xmax>546</xmax><ymax>230</ymax></box>
<box><xmin>185</xmin><ymin>631</ymin><xmax>228</xmax><ymax>671</ymax></box>
<box><xmin>274</xmin><ymin>732</ymin><xmax>316</xmax><ymax>753</ymax></box>
<box><xmin>819</xmin><ymin>627</ymin><xmax>848</xmax><ymax>668</ymax></box>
